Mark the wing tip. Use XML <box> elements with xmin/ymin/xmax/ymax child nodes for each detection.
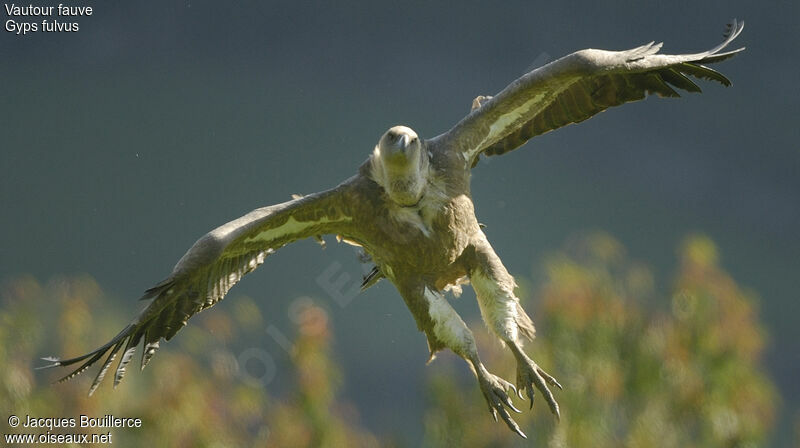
<box><xmin>40</xmin><ymin>323</ymin><xmax>140</xmax><ymax>393</ymax></box>
<box><xmin>723</xmin><ymin>19</ymin><xmax>745</xmax><ymax>41</ymax></box>
<box><xmin>35</xmin><ymin>357</ymin><xmax>63</xmax><ymax>370</ymax></box>
<box><xmin>702</xmin><ymin>19</ymin><xmax>745</xmax><ymax>60</ymax></box>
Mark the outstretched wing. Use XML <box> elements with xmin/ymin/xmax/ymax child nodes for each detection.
<box><xmin>434</xmin><ymin>20</ymin><xmax>744</xmax><ymax>167</ymax></box>
<box><xmin>41</xmin><ymin>179</ymin><xmax>356</xmax><ymax>395</ymax></box>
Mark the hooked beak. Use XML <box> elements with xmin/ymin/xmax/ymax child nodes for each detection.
<box><xmin>399</xmin><ymin>134</ymin><xmax>410</xmax><ymax>150</ymax></box>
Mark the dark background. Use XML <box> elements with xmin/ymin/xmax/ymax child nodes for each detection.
<box><xmin>2</xmin><ymin>1</ymin><xmax>797</xmax><ymax>445</ymax></box>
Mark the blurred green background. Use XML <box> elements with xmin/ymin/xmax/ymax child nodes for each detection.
<box><xmin>1</xmin><ymin>1</ymin><xmax>797</xmax><ymax>446</ymax></box>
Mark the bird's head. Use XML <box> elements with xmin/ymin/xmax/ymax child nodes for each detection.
<box><xmin>370</xmin><ymin>126</ymin><xmax>429</xmax><ymax>206</ymax></box>
<box><xmin>377</xmin><ymin>126</ymin><xmax>422</xmax><ymax>166</ymax></box>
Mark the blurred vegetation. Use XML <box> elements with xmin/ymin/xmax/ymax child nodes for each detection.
<box><xmin>0</xmin><ymin>233</ymin><xmax>779</xmax><ymax>447</ymax></box>
<box><xmin>423</xmin><ymin>233</ymin><xmax>777</xmax><ymax>447</ymax></box>
<box><xmin>0</xmin><ymin>278</ymin><xmax>378</xmax><ymax>447</ymax></box>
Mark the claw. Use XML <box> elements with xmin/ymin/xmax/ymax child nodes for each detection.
<box><xmin>527</xmin><ymin>385</ymin><xmax>535</xmax><ymax>410</ymax></box>
<box><xmin>501</xmin><ymin>393</ymin><xmax>522</xmax><ymax>414</ymax></box>
<box><xmin>505</xmin><ymin>416</ymin><xmax>527</xmax><ymax>439</ymax></box>
<box><xmin>538</xmin><ymin>367</ymin><xmax>563</xmax><ymax>390</ymax></box>
<box><xmin>478</xmin><ymin>369</ymin><xmax>527</xmax><ymax>437</ymax></box>
<box><xmin>507</xmin><ymin>382</ymin><xmax>518</xmax><ymax>397</ymax></box>
<box><xmin>534</xmin><ymin>370</ymin><xmax>560</xmax><ymax>419</ymax></box>
<box><xmin>496</xmin><ymin>404</ymin><xmax>526</xmax><ymax>438</ymax></box>
<box><xmin>542</xmin><ymin>387</ymin><xmax>561</xmax><ymax>421</ymax></box>
<box><xmin>516</xmin><ymin>358</ymin><xmax>561</xmax><ymax>418</ymax></box>
<box><xmin>498</xmin><ymin>383</ymin><xmax>522</xmax><ymax>413</ymax></box>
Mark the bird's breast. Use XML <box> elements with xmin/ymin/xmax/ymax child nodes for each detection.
<box><xmin>365</xmin><ymin>192</ymin><xmax>479</xmax><ymax>277</ymax></box>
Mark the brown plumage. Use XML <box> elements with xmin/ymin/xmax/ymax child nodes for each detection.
<box><xmin>42</xmin><ymin>21</ymin><xmax>744</xmax><ymax>437</ymax></box>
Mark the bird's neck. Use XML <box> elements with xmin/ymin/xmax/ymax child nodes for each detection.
<box><xmin>370</xmin><ymin>149</ymin><xmax>430</xmax><ymax>207</ymax></box>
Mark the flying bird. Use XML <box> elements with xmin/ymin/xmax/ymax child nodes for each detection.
<box><xmin>43</xmin><ymin>21</ymin><xmax>745</xmax><ymax>438</ymax></box>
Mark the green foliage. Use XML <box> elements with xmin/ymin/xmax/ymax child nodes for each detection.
<box><xmin>0</xmin><ymin>234</ymin><xmax>778</xmax><ymax>446</ymax></box>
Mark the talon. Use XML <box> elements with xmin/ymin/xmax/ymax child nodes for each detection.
<box><xmin>516</xmin><ymin>357</ymin><xmax>561</xmax><ymax>417</ymax></box>
<box><xmin>510</xmin><ymin>423</ymin><xmax>527</xmax><ymax>439</ymax></box>
<box><xmin>502</xmin><ymin>394</ymin><xmax>521</xmax><ymax>414</ymax></box>
<box><xmin>527</xmin><ymin>386</ymin><xmax>534</xmax><ymax>410</ymax></box>
<box><xmin>538</xmin><ymin>367</ymin><xmax>563</xmax><ymax>390</ymax></box>
<box><xmin>498</xmin><ymin>384</ymin><xmax>521</xmax><ymax>413</ymax></box>
<box><xmin>534</xmin><ymin>370</ymin><xmax>560</xmax><ymax>418</ymax></box>
<box><xmin>542</xmin><ymin>386</ymin><xmax>560</xmax><ymax>419</ymax></box>
<box><xmin>507</xmin><ymin>382</ymin><xmax>518</xmax><ymax>397</ymax></box>
<box><xmin>497</xmin><ymin>405</ymin><xmax>526</xmax><ymax>439</ymax></box>
<box><xmin>478</xmin><ymin>369</ymin><xmax>527</xmax><ymax>436</ymax></box>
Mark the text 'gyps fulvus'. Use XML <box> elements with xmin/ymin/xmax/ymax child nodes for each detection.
<box><xmin>43</xmin><ymin>21</ymin><xmax>745</xmax><ymax>438</ymax></box>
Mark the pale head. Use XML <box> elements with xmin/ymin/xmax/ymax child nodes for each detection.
<box><xmin>370</xmin><ymin>125</ymin><xmax>429</xmax><ymax>206</ymax></box>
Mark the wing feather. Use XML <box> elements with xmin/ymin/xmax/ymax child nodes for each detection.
<box><xmin>41</xmin><ymin>180</ymin><xmax>357</xmax><ymax>393</ymax></box>
<box><xmin>435</xmin><ymin>20</ymin><xmax>744</xmax><ymax>165</ymax></box>
<box><xmin>113</xmin><ymin>344</ymin><xmax>137</xmax><ymax>387</ymax></box>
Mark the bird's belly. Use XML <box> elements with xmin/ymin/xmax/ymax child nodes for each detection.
<box><xmin>363</xmin><ymin>194</ymin><xmax>479</xmax><ymax>281</ymax></box>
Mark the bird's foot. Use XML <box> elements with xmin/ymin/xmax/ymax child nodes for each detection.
<box><xmin>515</xmin><ymin>356</ymin><xmax>562</xmax><ymax>419</ymax></box>
<box><xmin>476</xmin><ymin>366</ymin><xmax>527</xmax><ymax>438</ymax></box>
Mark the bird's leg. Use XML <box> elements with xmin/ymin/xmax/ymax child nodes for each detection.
<box><xmin>429</xmin><ymin>289</ymin><xmax>528</xmax><ymax>438</ymax></box>
<box><xmin>401</xmin><ymin>285</ymin><xmax>527</xmax><ymax>438</ymax></box>
<box><xmin>470</xmin><ymin>237</ymin><xmax>562</xmax><ymax>419</ymax></box>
